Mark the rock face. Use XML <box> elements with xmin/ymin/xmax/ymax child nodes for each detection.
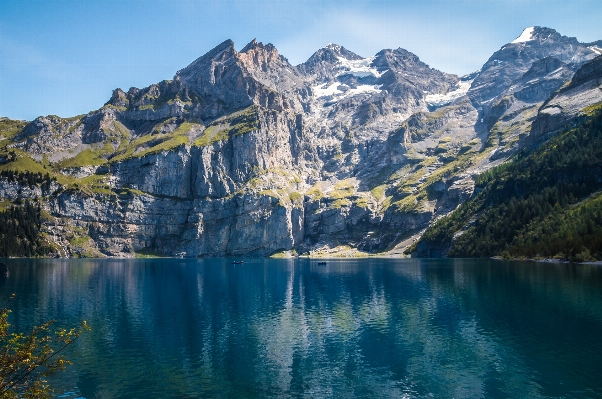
<box><xmin>529</xmin><ymin>55</ymin><xmax>602</xmax><ymax>142</ymax></box>
<box><xmin>1</xmin><ymin>27</ymin><xmax>602</xmax><ymax>257</ymax></box>
<box><xmin>469</xmin><ymin>27</ymin><xmax>596</xmax><ymax>110</ymax></box>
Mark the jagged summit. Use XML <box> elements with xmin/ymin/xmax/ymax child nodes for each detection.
<box><xmin>240</xmin><ymin>38</ymin><xmax>259</xmax><ymax>52</ymax></box>
<box><xmin>176</xmin><ymin>39</ymin><xmax>237</xmax><ymax>83</ymax></box>
<box><xmin>236</xmin><ymin>38</ymin><xmax>284</xmax><ymax>69</ymax></box>
<box><xmin>178</xmin><ymin>39</ymin><xmax>235</xmax><ymax>72</ymax></box>
<box><xmin>510</xmin><ymin>26</ymin><xmax>571</xmax><ymax>46</ymax></box>
<box><xmin>511</xmin><ymin>27</ymin><xmax>536</xmax><ymax>43</ymax></box>
<box><xmin>240</xmin><ymin>38</ymin><xmax>278</xmax><ymax>54</ymax></box>
<box><xmin>318</xmin><ymin>43</ymin><xmax>363</xmax><ymax>61</ymax></box>
<box><xmin>372</xmin><ymin>47</ymin><xmax>432</xmax><ymax>72</ymax></box>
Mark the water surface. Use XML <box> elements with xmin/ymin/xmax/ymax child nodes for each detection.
<box><xmin>1</xmin><ymin>258</ymin><xmax>601</xmax><ymax>398</ymax></box>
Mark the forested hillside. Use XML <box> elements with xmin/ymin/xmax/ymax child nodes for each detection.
<box><xmin>410</xmin><ymin>105</ymin><xmax>602</xmax><ymax>261</ymax></box>
<box><xmin>0</xmin><ymin>200</ymin><xmax>50</xmax><ymax>257</ymax></box>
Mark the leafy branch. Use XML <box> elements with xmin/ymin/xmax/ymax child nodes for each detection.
<box><xmin>0</xmin><ymin>295</ymin><xmax>89</xmax><ymax>398</ymax></box>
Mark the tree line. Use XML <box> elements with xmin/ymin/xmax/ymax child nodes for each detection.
<box><xmin>0</xmin><ymin>170</ymin><xmax>54</xmax><ymax>190</ymax></box>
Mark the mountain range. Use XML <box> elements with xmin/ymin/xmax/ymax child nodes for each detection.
<box><xmin>1</xmin><ymin>26</ymin><xmax>601</xmax><ymax>258</ymax></box>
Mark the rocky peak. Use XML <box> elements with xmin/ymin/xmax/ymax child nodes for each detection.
<box><xmin>240</xmin><ymin>38</ymin><xmax>277</xmax><ymax>55</ymax></box>
<box><xmin>175</xmin><ymin>39</ymin><xmax>238</xmax><ymax>85</ymax></box>
<box><xmin>510</xmin><ymin>26</ymin><xmax>567</xmax><ymax>45</ymax></box>
<box><xmin>500</xmin><ymin>26</ymin><xmax>584</xmax><ymax>61</ymax></box>
<box><xmin>17</xmin><ymin>115</ymin><xmax>63</xmax><ymax>141</ymax></box>
<box><xmin>171</xmin><ymin>39</ymin><xmax>267</xmax><ymax>112</ymax></box>
<box><xmin>197</xmin><ymin>39</ymin><xmax>236</xmax><ymax>62</ymax></box>
<box><xmin>107</xmin><ymin>88</ymin><xmax>129</xmax><ymax>108</ymax></box>
<box><xmin>98</xmin><ymin>38</ymin><xmax>308</xmax><ymax>122</ymax></box>
<box><xmin>234</xmin><ymin>39</ymin><xmax>306</xmax><ymax>103</ymax></box>
<box><xmin>372</xmin><ymin>48</ymin><xmax>458</xmax><ymax>96</ymax></box>
<box><xmin>238</xmin><ymin>38</ymin><xmax>287</xmax><ymax>72</ymax></box>
<box><xmin>372</xmin><ymin>48</ymin><xmax>423</xmax><ymax>71</ymax></box>
<box><xmin>530</xmin><ymin>26</ymin><xmax>565</xmax><ymax>42</ymax></box>
<box><xmin>240</xmin><ymin>38</ymin><xmax>258</xmax><ymax>52</ymax></box>
<box><xmin>469</xmin><ymin>27</ymin><xmax>598</xmax><ymax>110</ymax></box>
<box><xmin>309</xmin><ymin>43</ymin><xmax>363</xmax><ymax>64</ymax></box>
<box><xmin>297</xmin><ymin>44</ymin><xmax>364</xmax><ymax>81</ymax></box>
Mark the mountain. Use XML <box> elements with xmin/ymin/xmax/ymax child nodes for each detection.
<box><xmin>0</xmin><ymin>27</ymin><xmax>601</xmax><ymax>258</ymax></box>
<box><xmin>469</xmin><ymin>27</ymin><xmax>595</xmax><ymax>108</ymax></box>
<box><xmin>410</xmin><ymin>103</ymin><xmax>602</xmax><ymax>260</ymax></box>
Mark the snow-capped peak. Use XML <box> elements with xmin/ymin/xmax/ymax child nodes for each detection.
<box><xmin>511</xmin><ymin>27</ymin><xmax>536</xmax><ymax>44</ymax></box>
<box><xmin>310</xmin><ymin>51</ymin><xmax>386</xmax><ymax>102</ymax></box>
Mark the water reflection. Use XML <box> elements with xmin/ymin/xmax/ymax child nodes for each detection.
<box><xmin>0</xmin><ymin>258</ymin><xmax>601</xmax><ymax>398</ymax></box>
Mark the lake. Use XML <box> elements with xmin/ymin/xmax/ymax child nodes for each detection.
<box><xmin>1</xmin><ymin>258</ymin><xmax>601</xmax><ymax>398</ymax></box>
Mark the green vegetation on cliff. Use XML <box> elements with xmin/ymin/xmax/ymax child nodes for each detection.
<box><xmin>0</xmin><ymin>118</ymin><xmax>27</xmax><ymax>145</ymax></box>
<box><xmin>193</xmin><ymin>106</ymin><xmax>258</xmax><ymax>147</ymax></box>
<box><xmin>110</xmin><ymin>119</ymin><xmax>198</xmax><ymax>162</ymax></box>
<box><xmin>0</xmin><ymin>150</ymin><xmax>48</xmax><ymax>175</ymax></box>
<box><xmin>57</xmin><ymin>147</ymin><xmax>110</xmax><ymax>169</ymax></box>
<box><xmin>410</xmin><ymin>107</ymin><xmax>602</xmax><ymax>260</ymax></box>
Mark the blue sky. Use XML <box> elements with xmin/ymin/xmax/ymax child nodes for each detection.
<box><xmin>1</xmin><ymin>0</ymin><xmax>600</xmax><ymax>121</ymax></box>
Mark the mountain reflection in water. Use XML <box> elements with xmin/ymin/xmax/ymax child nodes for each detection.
<box><xmin>1</xmin><ymin>258</ymin><xmax>601</xmax><ymax>398</ymax></box>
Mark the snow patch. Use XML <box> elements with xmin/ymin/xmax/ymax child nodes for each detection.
<box><xmin>511</xmin><ymin>27</ymin><xmax>535</xmax><ymax>44</ymax></box>
<box><xmin>589</xmin><ymin>45</ymin><xmax>602</xmax><ymax>55</ymax></box>
<box><xmin>312</xmin><ymin>82</ymin><xmax>382</xmax><ymax>101</ymax></box>
<box><xmin>425</xmin><ymin>79</ymin><xmax>473</xmax><ymax>108</ymax></box>
<box><xmin>310</xmin><ymin>52</ymin><xmax>387</xmax><ymax>102</ymax></box>
<box><xmin>335</xmin><ymin>56</ymin><xmax>384</xmax><ymax>78</ymax></box>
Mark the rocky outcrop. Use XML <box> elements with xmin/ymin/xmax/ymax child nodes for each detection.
<box><xmin>0</xmin><ymin>179</ymin><xmax>59</xmax><ymax>199</ymax></box>
<box><xmin>529</xmin><ymin>55</ymin><xmax>602</xmax><ymax>143</ymax></box>
<box><xmin>513</xmin><ymin>57</ymin><xmax>573</xmax><ymax>103</ymax></box>
<box><xmin>112</xmin><ymin>146</ymin><xmax>193</xmax><ymax>199</ymax></box>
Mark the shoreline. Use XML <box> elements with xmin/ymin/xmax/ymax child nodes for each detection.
<box><xmin>2</xmin><ymin>255</ymin><xmax>602</xmax><ymax>265</ymax></box>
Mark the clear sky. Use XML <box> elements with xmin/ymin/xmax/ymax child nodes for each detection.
<box><xmin>1</xmin><ymin>0</ymin><xmax>600</xmax><ymax>121</ymax></box>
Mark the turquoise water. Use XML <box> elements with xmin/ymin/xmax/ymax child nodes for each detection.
<box><xmin>1</xmin><ymin>258</ymin><xmax>601</xmax><ymax>398</ymax></box>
